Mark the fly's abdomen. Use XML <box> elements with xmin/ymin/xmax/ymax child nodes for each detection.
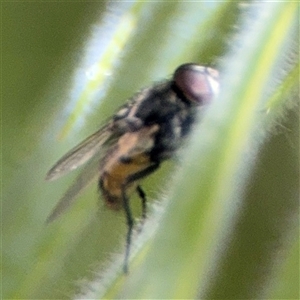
<box><xmin>99</xmin><ymin>153</ymin><xmax>151</xmax><ymax>209</ymax></box>
<box><xmin>99</xmin><ymin>125</ymin><xmax>159</xmax><ymax>209</ymax></box>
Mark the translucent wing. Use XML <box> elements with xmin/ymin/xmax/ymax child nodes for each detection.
<box><xmin>46</xmin><ymin>124</ymin><xmax>114</xmax><ymax>181</ymax></box>
<box><xmin>46</xmin><ymin>155</ymin><xmax>101</xmax><ymax>223</ymax></box>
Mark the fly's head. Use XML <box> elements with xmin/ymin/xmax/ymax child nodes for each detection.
<box><xmin>173</xmin><ymin>63</ymin><xmax>219</xmax><ymax>106</ymax></box>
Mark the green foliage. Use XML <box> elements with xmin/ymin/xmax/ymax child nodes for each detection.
<box><xmin>3</xmin><ymin>1</ymin><xmax>298</xmax><ymax>299</ymax></box>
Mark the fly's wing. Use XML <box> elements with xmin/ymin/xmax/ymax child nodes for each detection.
<box><xmin>46</xmin><ymin>155</ymin><xmax>102</xmax><ymax>223</ymax></box>
<box><xmin>46</xmin><ymin>124</ymin><xmax>114</xmax><ymax>181</ymax></box>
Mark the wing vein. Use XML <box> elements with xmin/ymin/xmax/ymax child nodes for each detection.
<box><xmin>46</xmin><ymin>125</ymin><xmax>112</xmax><ymax>181</ymax></box>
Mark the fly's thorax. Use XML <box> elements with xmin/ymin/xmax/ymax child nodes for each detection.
<box><xmin>143</xmin><ymin>64</ymin><xmax>220</xmax><ymax>161</ymax></box>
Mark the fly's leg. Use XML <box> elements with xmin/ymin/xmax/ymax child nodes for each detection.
<box><xmin>121</xmin><ymin>163</ymin><xmax>160</xmax><ymax>273</ymax></box>
<box><xmin>121</xmin><ymin>185</ymin><xmax>134</xmax><ymax>274</ymax></box>
<box><xmin>129</xmin><ymin>163</ymin><xmax>160</xmax><ymax>223</ymax></box>
<box><xmin>136</xmin><ymin>185</ymin><xmax>147</xmax><ymax>231</ymax></box>
<box><xmin>136</xmin><ymin>185</ymin><xmax>147</xmax><ymax>221</ymax></box>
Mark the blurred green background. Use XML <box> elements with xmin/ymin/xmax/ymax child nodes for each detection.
<box><xmin>2</xmin><ymin>2</ymin><xmax>299</xmax><ymax>299</ymax></box>
<box><xmin>2</xmin><ymin>3</ymin><xmax>125</xmax><ymax>298</ymax></box>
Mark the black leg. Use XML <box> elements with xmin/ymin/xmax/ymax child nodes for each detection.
<box><xmin>121</xmin><ymin>163</ymin><xmax>160</xmax><ymax>273</ymax></box>
<box><xmin>136</xmin><ymin>185</ymin><xmax>147</xmax><ymax>221</ymax></box>
<box><xmin>127</xmin><ymin>163</ymin><xmax>160</xmax><ymax>183</ymax></box>
<box><xmin>121</xmin><ymin>185</ymin><xmax>134</xmax><ymax>274</ymax></box>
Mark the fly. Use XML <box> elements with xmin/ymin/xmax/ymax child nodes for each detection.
<box><xmin>46</xmin><ymin>63</ymin><xmax>219</xmax><ymax>273</ymax></box>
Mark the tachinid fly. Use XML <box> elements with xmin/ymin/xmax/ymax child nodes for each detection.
<box><xmin>46</xmin><ymin>63</ymin><xmax>219</xmax><ymax>273</ymax></box>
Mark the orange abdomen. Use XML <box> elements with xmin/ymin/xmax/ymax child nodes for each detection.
<box><xmin>99</xmin><ymin>125</ymin><xmax>158</xmax><ymax>210</ymax></box>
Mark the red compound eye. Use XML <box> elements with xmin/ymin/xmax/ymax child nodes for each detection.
<box><xmin>173</xmin><ymin>63</ymin><xmax>219</xmax><ymax>105</ymax></box>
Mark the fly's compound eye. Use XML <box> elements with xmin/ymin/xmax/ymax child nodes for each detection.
<box><xmin>173</xmin><ymin>63</ymin><xmax>219</xmax><ymax>105</ymax></box>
